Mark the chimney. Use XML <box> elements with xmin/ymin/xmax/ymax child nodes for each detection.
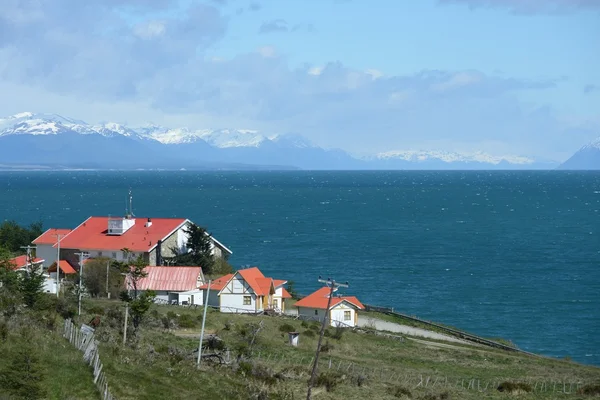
<box><xmin>146</xmin><ymin>218</ymin><xmax>152</xmax><ymax>228</ymax></box>
<box><xmin>156</xmin><ymin>239</ymin><xmax>162</xmax><ymax>266</ymax></box>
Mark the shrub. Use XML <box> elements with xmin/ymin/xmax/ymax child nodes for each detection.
<box><xmin>301</xmin><ymin>320</ymin><xmax>309</xmax><ymax>328</ymax></box>
<box><xmin>178</xmin><ymin>314</ymin><xmax>197</xmax><ymax>328</ymax></box>
<box><xmin>351</xmin><ymin>374</ymin><xmax>367</xmax><ymax>387</ymax></box>
<box><xmin>310</xmin><ymin>323</ymin><xmax>320</xmax><ymax>332</ymax></box>
<box><xmin>166</xmin><ymin>311</ymin><xmax>178</xmax><ymax>320</ymax></box>
<box><xmin>320</xmin><ymin>340</ymin><xmax>334</xmax><ymax>353</ymax></box>
<box><xmin>87</xmin><ymin>305</ymin><xmax>106</xmax><ymax>315</ymax></box>
<box><xmin>419</xmin><ymin>392</ymin><xmax>450</xmax><ymax>400</ymax></box>
<box><xmin>238</xmin><ymin>361</ymin><xmax>253</xmax><ymax>377</ymax></box>
<box><xmin>331</xmin><ymin>326</ymin><xmax>344</xmax><ymax>341</ymax></box>
<box><xmin>388</xmin><ymin>385</ymin><xmax>412</xmax><ymax>398</ymax></box>
<box><xmin>497</xmin><ymin>381</ymin><xmax>532</xmax><ymax>393</ymax></box>
<box><xmin>302</xmin><ymin>329</ymin><xmax>316</xmax><ymax>338</ymax></box>
<box><xmin>279</xmin><ymin>323</ymin><xmax>295</xmax><ymax>333</ymax></box>
<box><xmin>578</xmin><ymin>384</ymin><xmax>600</xmax><ymax>396</ymax></box>
<box><xmin>316</xmin><ymin>371</ymin><xmax>342</xmax><ymax>392</ymax></box>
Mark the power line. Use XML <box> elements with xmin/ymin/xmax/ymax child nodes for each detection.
<box><xmin>306</xmin><ymin>276</ymin><xmax>349</xmax><ymax>400</ymax></box>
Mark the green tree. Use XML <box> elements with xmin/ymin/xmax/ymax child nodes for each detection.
<box><xmin>0</xmin><ymin>220</ymin><xmax>43</xmax><ymax>253</ymax></box>
<box><xmin>82</xmin><ymin>257</ymin><xmax>124</xmax><ymax>298</ymax></box>
<box><xmin>0</xmin><ymin>247</ymin><xmax>21</xmax><ymax>318</ymax></box>
<box><xmin>0</xmin><ymin>333</ymin><xmax>47</xmax><ymax>399</ymax></box>
<box><xmin>170</xmin><ymin>223</ymin><xmax>215</xmax><ymax>273</ymax></box>
<box><xmin>286</xmin><ymin>280</ymin><xmax>300</xmax><ymax>300</ymax></box>
<box><xmin>18</xmin><ymin>253</ymin><xmax>46</xmax><ymax>308</ymax></box>
<box><xmin>117</xmin><ymin>252</ymin><xmax>155</xmax><ymax>334</ymax></box>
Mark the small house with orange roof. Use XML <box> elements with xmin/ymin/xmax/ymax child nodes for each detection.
<box><xmin>202</xmin><ymin>266</ymin><xmax>291</xmax><ymax>314</ymax></box>
<box><xmin>294</xmin><ymin>287</ymin><xmax>364</xmax><ymax>327</ymax></box>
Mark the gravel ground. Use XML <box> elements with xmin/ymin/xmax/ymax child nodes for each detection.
<box><xmin>357</xmin><ymin>316</ymin><xmax>474</xmax><ymax>346</ymax></box>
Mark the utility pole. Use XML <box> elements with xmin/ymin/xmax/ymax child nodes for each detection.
<box><xmin>52</xmin><ymin>233</ymin><xmax>64</xmax><ymax>297</ymax></box>
<box><xmin>122</xmin><ymin>272</ymin><xmax>131</xmax><ymax>345</ymax></box>
<box><xmin>197</xmin><ymin>280</ymin><xmax>212</xmax><ymax>369</ymax></box>
<box><xmin>75</xmin><ymin>252</ymin><xmax>89</xmax><ymax>316</ymax></box>
<box><xmin>306</xmin><ymin>277</ymin><xmax>349</xmax><ymax>400</ymax></box>
<box><xmin>106</xmin><ymin>260</ymin><xmax>110</xmax><ymax>299</ymax></box>
<box><xmin>19</xmin><ymin>245</ymin><xmax>36</xmax><ymax>272</ymax></box>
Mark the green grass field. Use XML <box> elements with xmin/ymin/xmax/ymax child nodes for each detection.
<box><xmin>72</xmin><ymin>299</ymin><xmax>600</xmax><ymax>400</ymax></box>
<box><xmin>2</xmin><ymin>296</ymin><xmax>599</xmax><ymax>400</ymax></box>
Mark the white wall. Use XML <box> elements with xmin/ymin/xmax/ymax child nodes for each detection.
<box><xmin>176</xmin><ymin>225</ymin><xmax>190</xmax><ymax>254</ymax></box>
<box><xmin>37</xmin><ymin>244</ymin><xmax>56</xmax><ymax>269</ymax></box>
<box><xmin>219</xmin><ymin>292</ymin><xmax>258</xmax><ymax>313</ymax></box>
<box><xmin>330</xmin><ymin>303</ymin><xmax>356</xmax><ymax>327</ymax></box>
<box><xmin>219</xmin><ymin>275</ymin><xmax>259</xmax><ymax>313</ymax></box>
<box><xmin>297</xmin><ymin>307</ymin><xmax>327</xmax><ymax>322</ymax></box>
<box><xmin>297</xmin><ymin>304</ymin><xmax>358</xmax><ymax>327</ymax></box>
<box><xmin>178</xmin><ymin>290</ymin><xmax>204</xmax><ymax>306</ymax></box>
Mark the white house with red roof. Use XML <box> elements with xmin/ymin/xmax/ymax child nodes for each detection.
<box><xmin>8</xmin><ymin>255</ymin><xmax>59</xmax><ymax>294</ymax></box>
<box><xmin>294</xmin><ymin>287</ymin><xmax>365</xmax><ymax>327</ymax></box>
<box><xmin>199</xmin><ymin>267</ymin><xmax>291</xmax><ymax>314</ymax></box>
<box><xmin>33</xmin><ymin>215</ymin><xmax>232</xmax><ymax>269</ymax></box>
<box><xmin>127</xmin><ymin>266</ymin><xmax>205</xmax><ymax>305</ymax></box>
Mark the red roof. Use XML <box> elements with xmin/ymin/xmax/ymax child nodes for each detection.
<box><xmin>48</xmin><ymin>260</ymin><xmax>77</xmax><ymax>275</ymax></box>
<box><xmin>294</xmin><ymin>287</ymin><xmax>365</xmax><ymax>310</ymax></box>
<box><xmin>9</xmin><ymin>256</ymin><xmax>44</xmax><ymax>270</ymax></box>
<box><xmin>32</xmin><ymin>228</ymin><xmax>72</xmax><ymax>245</ymax></box>
<box><xmin>57</xmin><ymin>216</ymin><xmax>187</xmax><ymax>252</ymax></box>
<box><xmin>130</xmin><ymin>266</ymin><xmax>203</xmax><ymax>291</ymax></box>
<box><xmin>281</xmin><ymin>288</ymin><xmax>292</xmax><ymax>299</ymax></box>
<box><xmin>199</xmin><ymin>274</ymin><xmax>234</xmax><ymax>291</ymax></box>
<box><xmin>217</xmin><ymin>267</ymin><xmax>288</xmax><ymax>296</ymax></box>
<box><xmin>48</xmin><ymin>260</ymin><xmax>77</xmax><ymax>274</ymax></box>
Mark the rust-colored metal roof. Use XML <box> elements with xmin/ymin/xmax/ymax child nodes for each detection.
<box><xmin>131</xmin><ymin>266</ymin><xmax>203</xmax><ymax>291</ymax></box>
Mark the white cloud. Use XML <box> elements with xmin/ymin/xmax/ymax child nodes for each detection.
<box><xmin>257</xmin><ymin>46</ymin><xmax>277</xmax><ymax>58</ymax></box>
<box><xmin>133</xmin><ymin>20</ymin><xmax>167</xmax><ymax>39</ymax></box>
<box><xmin>308</xmin><ymin>66</ymin><xmax>324</xmax><ymax>76</ymax></box>
<box><xmin>0</xmin><ymin>0</ymin><xmax>596</xmax><ymax>160</ymax></box>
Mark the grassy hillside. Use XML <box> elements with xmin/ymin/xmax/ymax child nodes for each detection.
<box><xmin>0</xmin><ymin>310</ymin><xmax>100</xmax><ymax>400</ymax></box>
<box><xmin>71</xmin><ymin>299</ymin><xmax>599</xmax><ymax>400</ymax></box>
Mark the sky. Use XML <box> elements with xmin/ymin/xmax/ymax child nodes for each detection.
<box><xmin>0</xmin><ymin>0</ymin><xmax>599</xmax><ymax>161</ymax></box>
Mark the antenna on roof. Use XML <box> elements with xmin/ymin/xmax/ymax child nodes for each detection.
<box><xmin>127</xmin><ymin>188</ymin><xmax>135</xmax><ymax>218</ymax></box>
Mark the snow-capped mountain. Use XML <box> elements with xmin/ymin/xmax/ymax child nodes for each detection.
<box><xmin>558</xmin><ymin>136</ymin><xmax>600</xmax><ymax>170</ymax></box>
<box><xmin>0</xmin><ymin>112</ymin><xmax>557</xmax><ymax>170</ymax></box>
<box><xmin>375</xmin><ymin>150</ymin><xmax>535</xmax><ymax>165</ymax></box>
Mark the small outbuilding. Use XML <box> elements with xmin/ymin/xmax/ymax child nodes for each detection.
<box><xmin>128</xmin><ymin>266</ymin><xmax>205</xmax><ymax>304</ymax></box>
<box><xmin>294</xmin><ymin>287</ymin><xmax>365</xmax><ymax>327</ymax></box>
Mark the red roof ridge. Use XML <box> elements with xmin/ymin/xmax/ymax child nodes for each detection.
<box><xmin>295</xmin><ymin>287</ymin><xmax>364</xmax><ymax>310</ymax></box>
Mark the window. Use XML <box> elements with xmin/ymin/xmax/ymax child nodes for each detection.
<box><xmin>98</xmin><ymin>251</ymin><xmax>103</xmax><ymax>257</ymax></box>
<box><xmin>314</xmin><ymin>309</ymin><xmax>319</xmax><ymax>316</ymax></box>
<box><xmin>344</xmin><ymin>311</ymin><xmax>351</xmax><ymax>321</ymax></box>
<box><xmin>273</xmin><ymin>299</ymin><xmax>278</xmax><ymax>309</ymax></box>
<box><xmin>112</xmin><ymin>252</ymin><xmax>117</xmax><ymax>258</ymax></box>
<box><xmin>243</xmin><ymin>296</ymin><xmax>251</xmax><ymax>305</ymax></box>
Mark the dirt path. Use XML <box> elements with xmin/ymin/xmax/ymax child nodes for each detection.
<box><xmin>357</xmin><ymin>316</ymin><xmax>475</xmax><ymax>346</ymax></box>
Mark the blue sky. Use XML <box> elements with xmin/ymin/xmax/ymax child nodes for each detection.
<box><xmin>0</xmin><ymin>0</ymin><xmax>598</xmax><ymax>161</ymax></box>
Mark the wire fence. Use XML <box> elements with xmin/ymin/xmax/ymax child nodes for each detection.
<box><xmin>251</xmin><ymin>350</ymin><xmax>587</xmax><ymax>395</ymax></box>
<box><xmin>63</xmin><ymin>319</ymin><xmax>116</xmax><ymax>400</ymax></box>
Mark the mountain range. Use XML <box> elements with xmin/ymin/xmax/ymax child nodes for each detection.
<box><xmin>557</xmin><ymin>137</ymin><xmax>600</xmax><ymax>170</ymax></box>
<box><xmin>0</xmin><ymin>112</ymin><xmax>591</xmax><ymax>170</ymax></box>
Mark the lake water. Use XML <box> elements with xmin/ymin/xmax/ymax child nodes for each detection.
<box><xmin>1</xmin><ymin>170</ymin><xmax>599</xmax><ymax>365</ymax></box>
